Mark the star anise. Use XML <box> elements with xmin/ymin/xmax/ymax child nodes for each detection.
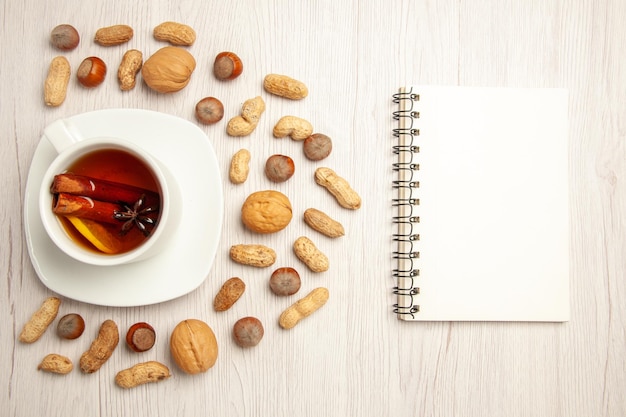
<box><xmin>113</xmin><ymin>194</ymin><xmax>158</xmax><ymax>237</ymax></box>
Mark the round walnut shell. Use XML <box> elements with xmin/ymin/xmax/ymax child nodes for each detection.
<box><xmin>241</xmin><ymin>190</ymin><xmax>293</xmax><ymax>234</ymax></box>
<box><xmin>141</xmin><ymin>46</ymin><xmax>196</xmax><ymax>93</ymax></box>
<box><xmin>169</xmin><ymin>319</ymin><xmax>218</xmax><ymax>374</ymax></box>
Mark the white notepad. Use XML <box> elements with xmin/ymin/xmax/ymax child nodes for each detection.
<box><xmin>392</xmin><ymin>86</ymin><xmax>569</xmax><ymax>321</ymax></box>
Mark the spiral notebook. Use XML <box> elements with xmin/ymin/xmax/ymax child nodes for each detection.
<box><xmin>392</xmin><ymin>86</ymin><xmax>569</xmax><ymax>321</ymax></box>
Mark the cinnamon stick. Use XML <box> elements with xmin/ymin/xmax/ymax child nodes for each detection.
<box><xmin>52</xmin><ymin>193</ymin><xmax>123</xmax><ymax>225</ymax></box>
<box><xmin>51</xmin><ymin>173</ymin><xmax>159</xmax><ymax>207</ymax></box>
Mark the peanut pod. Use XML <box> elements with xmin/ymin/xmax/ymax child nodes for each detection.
<box><xmin>279</xmin><ymin>287</ymin><xmax>329</xmax><ymax>329</ymax></box>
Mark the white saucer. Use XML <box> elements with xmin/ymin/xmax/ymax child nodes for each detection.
<box><xmin>24</xmin><ymin>109</ymin><xmax>224</xmax><ymax>307</ymax></box>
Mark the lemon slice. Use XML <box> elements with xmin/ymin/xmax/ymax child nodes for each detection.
<box><xmin>66</xmin><ymin>216</ymin><xmax>122</xmax><ymax>254</ymax></box>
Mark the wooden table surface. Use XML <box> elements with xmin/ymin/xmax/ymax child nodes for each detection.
<box><xmin>2</xmin><ymin>0</ymin><xmax>625</xmax><ymax>416</ymax></box>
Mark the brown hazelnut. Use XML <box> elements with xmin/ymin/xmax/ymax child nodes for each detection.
<box><xmin>56</xmin><ymin>313</ymin><xmax>85</xmax><ymax>339</ymax></box>
<box><xmin>50</xmin><ymin>24</ymin><xmax>80</xmax><ymax>51</ymax></box>
<box><xmin>213</xmin><ymin>52</ymin><xmax>243</xmax><ymax>80</ymax></box>
<box><xmin>77</xmin><ymin>56</ymin><xmax>107</xmax><ymax>88</ymax></box>
<box><xmin>303</xmin><ymin>133</ymin><xmax>333</xmax><ymax>161</ymax></box>
<box><xmin>195</xmin><ymin>97</ymin><xmax>224</xmax><ymax>125</ymax></box>
<box><xmin>232</xmin><ymin>317</ymin><xmax>264</xmax><ymax>348</ymax></box>
<box><xmin>265</xmin><ymin>154</ymin><xmax>295</xmax><ymax>183</ymax></box>
<box><xmin>126</xmin><ymin>322</ymin><xmax>156</xmax><ymax>352</ymax></box>
<box><xmin>269</xmin><ymin>267</ymin><xmax>301</xmax><ymax>296</ymax></box>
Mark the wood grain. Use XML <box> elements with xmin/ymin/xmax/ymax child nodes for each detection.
<box><xmin>1</xmin><ymin>0</ymin><xmax>624</xmax><ymax>416</ymax></box>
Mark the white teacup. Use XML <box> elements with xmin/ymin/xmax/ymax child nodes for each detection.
<box><xmin>39</xmin><ymin>118</ymin><xmax>182</xmax><ymax>266</ymax></box>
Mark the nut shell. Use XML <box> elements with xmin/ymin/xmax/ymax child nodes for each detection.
<box><xmin>170</xmin><ymin>319</ymin><xmax>218</xmax><ymax>374</ymax></box>
<box><xmin>241</xmin><ymin>190</ymin><xmax>292</xmax><ymax>234</ymax></box>
<box><xmin>142</xmin><ymin>46</ymin><xmax>196</xmax><ymax>93</ymax></box>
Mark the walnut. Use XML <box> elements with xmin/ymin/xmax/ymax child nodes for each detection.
<box><xmin>169</xmin><ymin>319</ymin><xmax>217</xmax><ymax>374</ymax></box>
<box><xmin>241</xmin><ymin>190</ymin><xmax>292</xmax><ymax>234</ymax></box>
<box><xmin>141</xmin><ymin>46</ymin><xmax>196</xmax><ymax>93</ymax></box>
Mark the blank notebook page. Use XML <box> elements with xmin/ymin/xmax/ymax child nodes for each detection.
<box><xmin>398</xmin><ymin>86</ymin><xmax>569</xmax><ymax>321</ymax></box>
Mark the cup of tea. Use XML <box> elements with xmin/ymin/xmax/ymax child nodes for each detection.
<box><xmin>39</xmin><ymin>118</ymin><xmax>182</xmax><ymax>266</ymax></box>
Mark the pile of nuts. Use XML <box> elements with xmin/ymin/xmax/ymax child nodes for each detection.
<box><xmin>36</xmin><ymin>19</ymin><xmax>363</xmax><ymax>386</ymax></box>
<box><xmin>44</xmin><ymin>22</ymin><xmax>201</xmax><ymax>106</ymax></box>
<box><xmin>222</xmin><ymin>71</ymin><xmax>361</xmax><ymax>336</ymax></box>
<box><xmin>19</xmin><ymin>297</ymin><xmax>220</xmax><ymax>387</ymax></box>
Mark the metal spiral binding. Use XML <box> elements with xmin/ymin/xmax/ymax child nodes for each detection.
<box><xmin>391</xmin><ymin>88</ymin><xmax>421</xmax><ymax>317</ymax></box>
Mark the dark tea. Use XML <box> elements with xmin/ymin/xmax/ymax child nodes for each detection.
<box><xmin>50</xmin><ymin>148</ymin><xmax>161</xmax><ymax>255</ymax></box>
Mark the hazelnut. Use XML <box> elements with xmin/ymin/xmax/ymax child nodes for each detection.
<box><xmin>56</xmin><ymin>313</ymin><xmax>85</xmax><ymax>339</ymax></box>
<box><xmin>303</xmin><ymin>133</ymin><xmax>333</xmax><ymax>161</ymax></box>
<box><xmin>169</xmin><ymin>319</ymin><xmax>218</xmax><ymax>374</ymax></box>
<box><xmin>195</xmin><ymin>97</ymin><xmax>224</xmax><ymax>125</ymax></box>
<box><xmin>50</xmin><ymin>24</ymin><xmax>80</xmax><ymax>51</ymax></box>
<box><xmin>213</xmin><ymin>52</ymin><xmax>243</xmax><ymax>80</ymax></box>
<box><xmin>126</xmin><ymin>322</ymin><xmax>156</xmax><ymax>352</ymax></box>
<box><xmin>265</xmin><ymin>154</ymin><xmax>295</xmax><ymax>183</ymax></box>
<box><xmin>232</xmin><ymin>317</ymin><xmax>264</xmax><ymax>348</ymax></box>
<box><xmin>77</xmin><ymin>56</ymin><xmax>107</xmax><ymax>88</ymax></box>
<box><xmin>269</xmin><ymin>267</ymin><xmax>301</xmax><ymax>296</ymax></box>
